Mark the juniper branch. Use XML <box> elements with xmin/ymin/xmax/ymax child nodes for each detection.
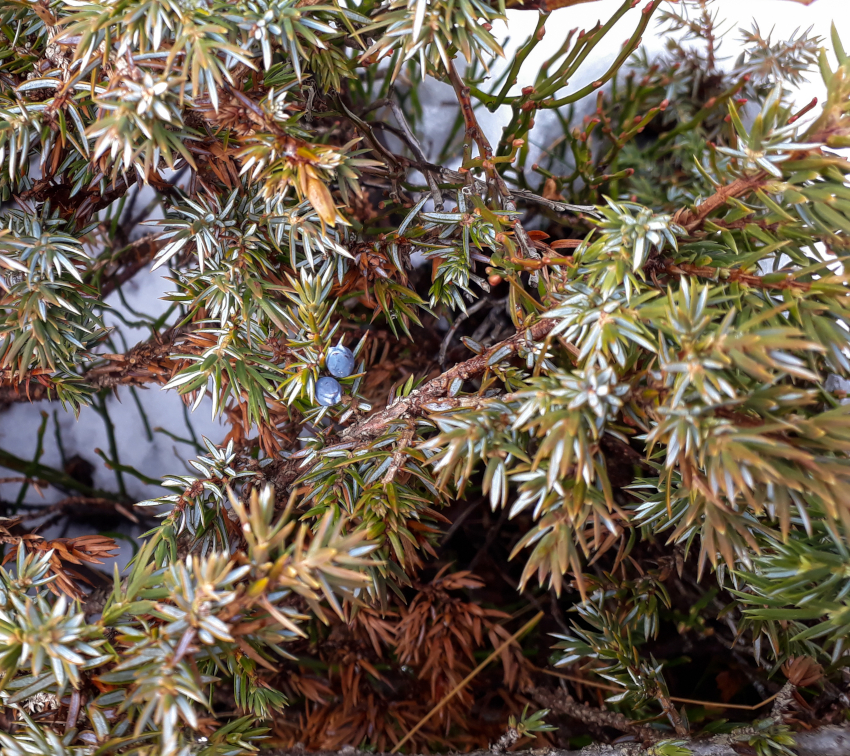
<box><xmin>339</xmin><ymin>319</ymin><xmax>556</xmax><ymax>443</ymax></box>
<box><xmin>263</xmin><ymin>725</ymin><xmax>850</xmax><ymax>756</ymax></box>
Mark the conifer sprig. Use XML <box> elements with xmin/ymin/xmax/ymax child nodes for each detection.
<box><xmin>1</xmin><ymin>0</ymin><xmax>849</xmax><ymax>752</ymax></box>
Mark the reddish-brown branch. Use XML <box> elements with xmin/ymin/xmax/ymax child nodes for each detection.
<box><xmin>83</xmin><ymin>328</ymin><xmax>190</xmax><ymax>389</ymax></box>
<box><xmin>788</xmin><ymin>96</ymin><xmax>819</xmax><ymax>125</ymax></box>
<box><xmin>0</xmin><ymin>327</ymin><xmax>192</xmax><ymax>404</ymax></box>
<box><xmin>664</xmin><ymin>260</ymin><xmax>812</xmax><ymax>291</ymax></box>
<box><xmin>674</xmin><ymin>174</ymin><xmax>767</xmax><ymax>234</ymax></box>
<box><xmin>532</xmin><ymin>686</ymin><xmax>661</xmax><ymax>742</ymax></box>
<box><xmin>20</xmin><ymin>175</ymin><xmax>128</xmax><ymax>226</ymax></box>
<box><xmin>340</xmin><ymin>319</ymin><xmax>555</xmax><ymax>443</ymax></box>
<box><xmin>91</xmin><ymin>235</ymin><xmax>164</xmax><ymax>299</ymax></box>
<box><xmin>447</xmin><ymin>59</ymin><xmax>493</xmax><ymax>162</ymax></box>
<box><xmin>250</xmin><ymin>319</ymin><xmax>557</xmax><ymax>498</ymax></box>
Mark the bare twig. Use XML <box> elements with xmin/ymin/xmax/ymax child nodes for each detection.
<box><xmin>446</xmin><ymin>59</ymin><xmax>493</xmax><ymax>163</ymax></box>
<box><xmin>263</xmin><ymin>725</ymin><xmax>850</xmax><ymax>756</ymax></box>
<box><xmin>339</xmin><ymin>319</ymin><xmax>555</xmax><ymax>444</ymax></box>
<box><xmin>663</xmin><ymin>260</ymin><xmax>812</xmax><ymax>291</ymax></box>
<box><xmin>490</xmin><ymin>726</ymin><xmax>520</xmax><ymax>754</ymax></box>
<box><xmin>381</xmin><ymin>426</ymin><xmax>416</xmax><ymax>486</ymax></box>
<box><xmin>438</xmin><ymin>296</ymin><xmax>493</xmax><ymax>367</ymax></box>
<box><xmin>0</xmin><ymin>326</ymin><xmax>194</xmax><ymax>404</ymax></box>
<box><xmin>250</xmin><ymin>319</ymin><xmax>557</xmax><ymax>501</ymax></box>
<box><xmin>531</xmin><ymin>686</ymin><xmax>661</xmax><ymax>743</ymax></box>
<box><xmin>509</xmin><ymin>188</ymin><xmax>597</xmax><ymax>216</ymax></box>
<box><xmin>388</xmin><ymin>86</ymin><xmax>444</xmax><ymax>211</ymax></box>
<box><xmin>674</xmin><ymin>174</ymin><xmax>767</xmax><ymax>234</ymax></box>
<box><xmin>536</xmin><ymin>666</ymin><xmax>783</xmax><ymax>711</ymax></box>
<box><xmin>90</xmin><ymin>234</ymin><xmax>163</xmax><ymax>298</ymax></box>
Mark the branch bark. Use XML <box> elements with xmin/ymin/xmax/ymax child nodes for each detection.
<box><xmin>388</xmin><ymin>87</ymin><xmax>444</xmax><ymax>211</ymax></box>
<box><xmin>674</xmin><ymin>175</ymin><xmax>767</xmax><ymax>234</ymax></box>
<box><xmin>338</xmin><ymin>319</ymin><xmax>555</xmax><ymax>443</ymax></box>
<box><xmin>261</xmin><ymin>725</ymin><xmax>850</xmax><ymax>756</ymax></box>
<box><xmin>531</xmin><ymin>687</ymin><xmax>660</xmax><ymax>743</ymax></box>
<box><xmin>446</xmin><ymin>58</ymin><xmax>493</xmax><ymax>163</ymax></box>
<box><xmin>401</xmin><ymin>159</ymin><xmax>596</xmax><ymax>215</ymax></box>
<box><xmin>91</xmin><ymin>234</ymin><xmax>164</xmax><ymax>298</ymax></box>
<box><xmin>663</xmin><ymin>260</ymin><xmax>811</xmax><ymax>291</ymax></box>
<box><xmin>251</xmin><ymin>319</ymin><xmax>557</xmax><ymax>498</ymax></box>
<box><xmin>0</xmin><ymin>326</ymin><xmax>191</xmax><ymax>405</ymax></box>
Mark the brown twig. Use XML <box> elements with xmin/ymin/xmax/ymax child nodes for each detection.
<box><xmin>674</xmin><ymin>174</ymin><xmax>767</xmax><ymax>234</ymax></box>
<box><xmin>444</xmin><ymin>58</ymin><xmax>544</xmax><ymax>272</ymax></box>
<box><xmin>658</xmin><ymin>686</ymin><xmax>689</xmax><ymax>736</ymax></box>
<box><xmin>663</xmin><ymin>261</ymin><xmax>812</xmax><ymax>291</ymax></box>
<box><xmin>19</xmin><ymin>171</ymin><xmax>143</xmax><ymax>228</ymax></box>
<box><xmin>381</xmin><ymin>426</ymin><xmax>416</xmax><ymax>486</ymax></box>
<box><xmin>0</xmin><ymin>476</ymin><xmax>48</xmax><ymax>487</ymax></box>
<box><xmin>531</xmin><ymin>686</ymin><xmax>661</xmax><ymax>743</ymax></box>
<box><xmin>509</xmin><ymin>188</ymin><xmax>597</xmax><ymax>215</ymax></box>
<box><xmin>262</xmin><ymin>725</ymin><xmax>850</xmax><ymax>756</ymax></box>
<box><xmin>0</xmin><ymin>326</ymin><xmax>193</xmax><ymax>404</ymax></box>
<box><xmin>339</xmin><ymin>319</ymin><xmax>555</xmax><ymax>444</ymax></box>
<box><xmin>249</xmin><ymin>319</ymin><xmax>557</xmax><ymax>500</ymax></box>
<box><xmin>446</xmin><ymin>59</ymin><xmax>493</xmax><ymax>163</ymax></box>
<box><xmin>91</xmin><ymin>234</ymin><xmax>164</xmax><ymax>298</ymax></box>
<box><xmin>388</xmin><ymin>86</ymin><xmax>444</xmax><ymax>211</ymax></box>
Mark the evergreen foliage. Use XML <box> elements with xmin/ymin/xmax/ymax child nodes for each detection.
<box><xmin>0</xmin><ymin>0</ymin><xmax>849</xmax><ymax>753</ymax></box>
